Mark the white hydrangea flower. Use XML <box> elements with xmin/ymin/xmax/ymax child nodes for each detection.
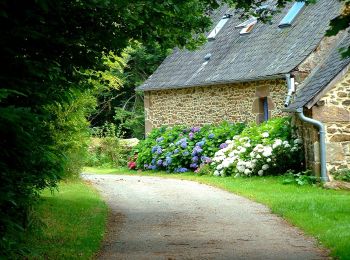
<box><xmin>267</xmin><ymin>158</ymin><xmax>271</xmax><ymax>162</ymax></box>
<box><xmin>214</xmin><ymin>170</ymin><xmax>220</xmax><ymax>176</ymax></box>
<box><xmin>256</xmin><ymin>154</ymin><xmax>262</xmax><ymax>159</ymax></box>
<box><xmin>240</xmin><ymin>147</ymin><xmax>247</xmax><ymax>153</ymax></box>
<box><xmin>244</xmin><ymin>169</ymin><xmax>251</xmax><ymax>175</ymax></box>
<box><xmin>244</xmin><ymin>142</ymin><xmax>251</xmax><ymax>148</ymax></box>
<box><xmin>261</xmin><ymin>132</ymin><xmax>269</xmax><ymax>138</ymax></box>
<box><xmin>294</xmin><ymin>138</ymin><xmax>302</xmax><ymax>144</ymax></box>
<box><xmin>284</xmin><ymin>143</ymin><xmax>290</xmax><ymax>148</ymax></box>
<box><xmin>272</xmin><ymin>139</ymin><xmax>282</xmax><ymax>149</ymax></box>
<box><xmin>258</xmin><ymin>170</ymin><xmax>264</xmax><ymax>176</ymax></box>
<box><xmin>262</xmin><ymin>164</ymin><xmax>269</xmax><ymax>170</ymax></box>
<box><xmin>262</xmin><ymin>147</ymin><xmax>272</xmax><ymax>157</ymax></box>
<box><xmin>249</xmin><ymin>151</ymin><xmax>255</xmax><ymax>158</ymax></box>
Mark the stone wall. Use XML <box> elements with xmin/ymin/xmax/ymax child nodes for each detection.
<box><xmin>144</xmin><ymin>79</ymin><xmax>288</xmax><ymax>132</ymax></box>
<box><xmin>295</xmin><ymin>70</ymin><xmax>350</xmax><ymax>175</ymax></box>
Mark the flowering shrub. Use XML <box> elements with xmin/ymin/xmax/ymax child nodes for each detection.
<box><xmin>132</xmin><ymin>122</ymin><xmax>246</xmax><ymax>172</ymax></box>
<box><xmin>211</xmin><ymin>118</ymin><xmax>304</xmax><ymax>176</ymax></box>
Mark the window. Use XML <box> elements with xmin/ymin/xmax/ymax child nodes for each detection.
<box><xmin>235</xmin><ymin>17</ymin><xmax>257</xmax><ymax>35</ymax></box>
<box><xmin>278</xmin><ymin>1</ymin><xmax>305</xmax><ymax>28</ymax></box>
<box><xmin>262</xmin><ymin>97</ymin><xmax>269</xmax><ymax>122</ymax></box>
<box><xmin>207</xmin><ymin>14</ymin><xmax>232</xmax><ymax>41</ymax></box>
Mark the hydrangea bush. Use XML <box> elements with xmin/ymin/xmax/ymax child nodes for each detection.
<box><xmin>212</xmin><ymin>118</ymin><xmax>304</xmax><ymax>176</ymax></box>
<box><xmin>133</xmin><ymin>122</ymin><xmax>246</xmax><ymax>172</ymax></box>
<box><xmin>132</xmin><ymin>117</ymin><xmax>304</xmax><ymax>176</ymax></box>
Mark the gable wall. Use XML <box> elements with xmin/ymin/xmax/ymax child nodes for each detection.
<box><xmin>144</xmin><ymin>79</ymin><xmax>288</xmax><ymax>132</ymax></box>
<box><xmin>295</xmin><ymin>70</ymin><xmax>350</xmax><ymax>175</ymax></box>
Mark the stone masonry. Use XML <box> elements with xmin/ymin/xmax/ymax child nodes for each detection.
<box><xmin>296</xmin><ymin>70</ymin><xmax>350</xmax><ymax>175</ymax></box>
<box><xmin>144</xmin><ymin>79</ymin><xmax>288</xmax><ymax>133</ymax></box>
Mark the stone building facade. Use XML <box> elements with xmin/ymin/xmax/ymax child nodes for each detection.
<box><xmin>144</xmin><ymin>80</ymin><xmax>288</xmax><ymax>132</ymax></box>
<box><xmin>295</xmin><ymin>71</ymin><xmax>350</xmax><ymax>175</ymax></box>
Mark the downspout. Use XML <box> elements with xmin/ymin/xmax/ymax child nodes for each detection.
<box><xmin>296</xmin><ymin>108</ymin><xmax>329</xmax><ymax>182</ymax></box>
<box><xmin>284</xmin><ymin>74</ymin><xmax>295</xmax><ymax>107</ymax></box>
<box><xmin>283</xmin><ymin>74</ymin><xmax>329</xmax><ymax>182</ymax></box>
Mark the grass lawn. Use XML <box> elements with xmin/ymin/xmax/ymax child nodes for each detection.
<box><xmin>84</xmin><ymin>167</ymin><xmax>350</xmax><ymax>260</ymax></box>
<box><xmin>21</xmin><ymin>179</ymin><xmax>108</xmax><ymax>259</ymax></box>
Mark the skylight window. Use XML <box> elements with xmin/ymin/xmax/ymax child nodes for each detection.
<box><xmin>278</xmin><ymin>1</ymin><xmax>305</xmax><ymax>28</ymax></box>
<box><xmin>237</xmin><ymin>18</ymin><xmax>257</xmax><ymax>35</ymax></box>
<box><xmin>207</xmin><ymin>14</ymin><xmax>232</xmax><ymax>41</ymax></box>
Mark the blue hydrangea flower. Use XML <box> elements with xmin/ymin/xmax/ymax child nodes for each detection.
<box><xmin>189</xmin><ymin>132</ymin><xmax>194</xmax><ymax>140</ymax></box>
<box><xmin>201</xmin><ymin>156</ymin><xmax>212</xmax><ymax>163</ymax></box>
<box><xmin>157</xmin><ymin>159</ymin><xmax>163</xmax><ymax>166</ymax></box>
<box><xmin>192</xmin><ymin>156</ymin><xmax>199</xmax><ymax>162</ymax></box>
<box><xmin>190</xmin><ymin>163</ymin><xmax>198</xmax><ymax>169</ymax></box>
<box><xmin>157</xmin><ymin>147</ymin><xmax>163</xmax><ymax>154</ymax></box>
<box><xmin>196</xmin><ymin>141</ymin><xmax>205</xmax><ymax>147</ymax></box>
<box><xmin>151</xmin><ymin>158</ymin><xmax>156</xmax><ymax>165</ymax></box>
<box><xmin>166</xmin><ymin>157</ymin><xmax>172</xmax><ymax>165</ymax></box>
<box><xmin>191</xmin><ymin>127</ymin><xmax>201</xmax><ymax>133</ymax></box>
<box><xmin>175</xmin><ymin>167</ymin><xmax>189</xmax><ymax>173</ymax></box>
<box><xmin>151</xmin><ymin>146</ymin><xmax>158</xmax><ymax>153</ymax></box>
<box><xmin>144</xmin><ymin>164</ymin><xmax>149</xmax><ymax>169</ymax></box>
<box><xmin>181</xmin><ymin>142</ymin><xmax>187</xmax><ymax>149</ymax></box>
<box><xmin>219</xmin><ymin>143</ymin><xmax>228</xmax><ymax>149</ymax></box>
<box><xmin>156</xmin><ymin>137</ymin><xmax>164</xmax><ymax>143</ymax></box>
<box><xmin>174</xmin><ymin>149</ymin><xmax>179</xmax><ymax>154</ymax></box>
<box><xmin>182</xmin><ymin>151</ymin><xmax>189</xmax><ymax>156</ymax></box>
<box><xmin>192</xmin><ymin>146</ymin><xmax>203</xmax><ymax>156</ymax></box>
<box><xmin>149</xmin><ymin>165</ymin><xmax>157</xmax><ymax>170</ymax></box>
<box><xmin>208</xmin><ymin>133</ymin><xmax>215</xmax><ymax>139</ymax></box>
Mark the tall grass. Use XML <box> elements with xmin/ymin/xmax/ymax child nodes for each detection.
<box><xmin>20</xmin><ymin>179</ymin><xmax>108</xmax><ymax>259</ymax></box>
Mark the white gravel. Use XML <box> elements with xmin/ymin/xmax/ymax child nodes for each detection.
<box><xmin>82</xmin><ymin>174</ymin><xmax>329</xmax><ymax>260</ymax></box>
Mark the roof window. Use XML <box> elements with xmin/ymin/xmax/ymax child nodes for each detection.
<box><xmin>207</xmin><ymin>14</ymin><xmax>232</xmax><ymax>41</ymax></box>
<box><xmin>278</xmin><ymin>1</ymin><xmax>305</xmax><ymax>28</ymax></box>
<box><xmin>236</xmin><ymin>18</ymin><xmax>257</xmax><ymax>35</ymax></box>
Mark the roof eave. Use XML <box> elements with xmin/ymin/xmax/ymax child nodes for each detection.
<box><xmin>138</xmin><ymin>74</ymin><xmax>287</xmax><ymax>92</ymax></box>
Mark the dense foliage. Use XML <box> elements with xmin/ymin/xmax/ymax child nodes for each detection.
<box><xmin>212</xmin><ymin>118</ymin><xmax>304</xmax><ymax>176</ymax></box>
<box><xmin>132</xmin><ymin>118</ymin><xmax>304</xmax><ymax>176</ymax></box>
<box><xmin>134</xmin><ymin>122</ymin><xmax>246</xmax><ymax>172</ymax></box>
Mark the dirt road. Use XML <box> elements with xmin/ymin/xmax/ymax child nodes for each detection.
<box><xmin>82</xmin><ymin>174</ymin><xmax>328</xmax><ymax>260</ymax></box>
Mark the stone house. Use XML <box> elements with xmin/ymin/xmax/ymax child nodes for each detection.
<box><xmin>138</xmin><ymin>0</ymin><xmax>349</xmax><ymax>178</ymax></box>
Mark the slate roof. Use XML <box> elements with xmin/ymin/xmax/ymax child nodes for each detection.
<box><xmin>138</xmin><ymin>0</ymin><xmax>341</xmax><ymax>91</ymax></box>
<box><xmin>286</xmin><ymin>31</ymin><xmax>350</xmax><ymax>111</ymax></box>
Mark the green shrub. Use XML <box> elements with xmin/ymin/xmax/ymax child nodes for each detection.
<box><xmin>86</xmin><ymin>123</ymin><xmax>129</xmax><ymax>168</ymax></box>
<box><xmin>133</xmin><ymin>117</ymin><xmax>304</xmax><ymax>177</ymax></box>
<box><xmin>211</xmin><ymin>117</ymin><xmax>304</xmax><ymax>176</ymax></box>
<box><xmin>282</xmin><ymin>170</ymin><xmax>318</xmax><ymax>186</ymax></box>
<box><xmin>332</xmin><ymin>169</ymin><xmax>350</xmax><ymax>182</ymax></box>
<box><xmin>133</xmin><ymin>122</ymin><xmax>246</xmax><ymax>172</ymax></box>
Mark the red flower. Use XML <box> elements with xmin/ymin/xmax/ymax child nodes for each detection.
<box><xmin>128</xmin><ymin>161</ymin><xmax>137</xmax><ymax>170</ymax></box>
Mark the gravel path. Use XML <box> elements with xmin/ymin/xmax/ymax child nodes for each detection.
<box><xmin>82</xmin><ymin>174</ymin><xmax>329</xmax><ymax>260</ymax></box>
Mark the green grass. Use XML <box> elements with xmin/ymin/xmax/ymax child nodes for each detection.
<box><xmin>85</xmin><ymin>167</ymin><xmax>350</xmax><ymax>260</ymax></box>
<box><xmin>21</xmin><ymin>179</ymin><xmax>108</xmax><ymax>259</ymax></box>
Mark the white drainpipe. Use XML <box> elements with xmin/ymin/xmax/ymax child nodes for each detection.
<box><xmin>284</xmin><ymin>74</ymin><xmax>295</xmax><ymax>107</ymax></box>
